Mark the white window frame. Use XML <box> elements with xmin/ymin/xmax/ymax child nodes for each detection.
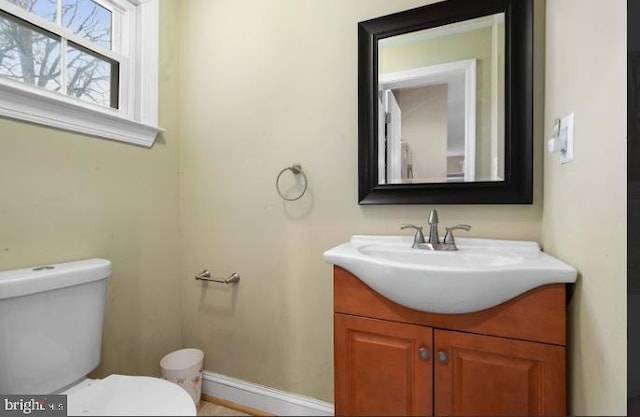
<box><xmin>0</xmin><ymin>0</ymin><xmax>161</xmax><ymax>147</ymax></box>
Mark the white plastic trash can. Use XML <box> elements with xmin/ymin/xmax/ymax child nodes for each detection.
<box><xmin>160</xmin><ymin>348</ymin><xmax>204</xmax><ymax>409</ymax></box>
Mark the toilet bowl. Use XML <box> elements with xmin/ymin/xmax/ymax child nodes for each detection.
<box><xmin>0</xmin><ymin>259</ymin><xmax>196</xmax><ymax>416</ymax></box>
<box><xmin>62</xmin><ymin>375</ymin><xmax>196</xmax><ymax>416</ymax></box>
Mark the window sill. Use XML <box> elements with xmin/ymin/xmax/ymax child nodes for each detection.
<box><xmin>0</xmin><ymin>81</ymin><xmax>163</xmax><ymax>147</ymax></box>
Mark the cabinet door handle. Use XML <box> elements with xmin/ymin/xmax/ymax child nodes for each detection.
<box><xmin>438</xmin><ymin>351</ymin><xmax>448</xmax><ymax>364</ymax></box>
<box><xmin>418</xmin><ymin>346</ymin><xmax>430</xmax><ymax>361</ymax></box>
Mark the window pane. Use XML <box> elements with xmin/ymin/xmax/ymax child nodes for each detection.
<box><xmin>6</xmin><ymin>0</ymin><xmax>56</xmax><ymax>22</ymax></box>
<box><xmin>66</xmin><ymin>42</ymin><xmax>117</xmax><ymax>108</ymax></box>
<box><xmin>62</xmin><ymin>0</ymin><xmax>111</xmax><ymax>50</ymax></box>
<box><xmin>0</xmin><ymin>11</ymin><xmax>61</xmax><ymax>91</ymax></box>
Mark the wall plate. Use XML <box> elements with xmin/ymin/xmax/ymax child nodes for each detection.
<box><xmin>559</xmin><ymin>112</ymin><xmax>574</xmax><ymax>164</ymax></box>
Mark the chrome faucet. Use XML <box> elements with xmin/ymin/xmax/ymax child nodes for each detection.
<box><xmin>400</xmin><ymin>209</ymin><xmax>471</xmax><ymax>251</ymax></box>
<box><xmin>427</xmin><ymin>209</ymin><xmax>439</xmax><ymax>245</ymax></box>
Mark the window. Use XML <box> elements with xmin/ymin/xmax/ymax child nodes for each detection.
<box><xmin>0</xmin><ymin>0</ymin><xmax>160</xmax><ymax>147</ymax></box>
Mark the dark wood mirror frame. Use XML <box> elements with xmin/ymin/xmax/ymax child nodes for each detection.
<box><xmin>358</xmin><ymin>0</ymin><xmax>533</xmax><ymax>204</ymax></box>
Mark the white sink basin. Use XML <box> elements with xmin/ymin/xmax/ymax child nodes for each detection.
<box><xmin>324</xmin><ymin>235</ymin><xmax>577</xmax><ymax>314</ymax></box>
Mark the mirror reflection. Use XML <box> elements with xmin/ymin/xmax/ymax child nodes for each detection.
<box><xmin>378</xmin><ymin>13</ymin><xmax>504</xmax><ymax>184</ymax></box>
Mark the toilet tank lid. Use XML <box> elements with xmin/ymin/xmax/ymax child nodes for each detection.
<box><xmin>0</xmin><ymin>258</ymin><xmax>111</xmax><ymax>300</ymax></box>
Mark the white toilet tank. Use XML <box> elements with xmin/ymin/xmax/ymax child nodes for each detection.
<box><xmin>0</xmin><ymin>259</ymin><xmax>111</xmax><ymax>394</ymax></box>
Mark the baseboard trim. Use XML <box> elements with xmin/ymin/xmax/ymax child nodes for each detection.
<box><xmin>201</xmin><ymin>372</ymin><xmax>334</xmax><ymax>416</ymax></box>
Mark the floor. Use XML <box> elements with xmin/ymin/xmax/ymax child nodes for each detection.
<box><xmin>198</xmin><ymin>401</ymin><xmax>251</xmax><ymax>416</ymax></box>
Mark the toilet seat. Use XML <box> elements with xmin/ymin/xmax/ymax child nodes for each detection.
<box><xmin>64</xmin><ymin>375</ymin><xmax>197</xmax><ymax>416</ymax></box>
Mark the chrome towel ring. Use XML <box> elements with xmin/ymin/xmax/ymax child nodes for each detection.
<box><xmin>276</xmin><ymin>163</ymin><xmax>308</xmax><ymax>201</ymax></box>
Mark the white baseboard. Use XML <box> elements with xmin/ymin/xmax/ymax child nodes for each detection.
<box><xmin>201</xmin><ymin>372</ymin><xmax>334</xmax><ymax>416</ymax></box>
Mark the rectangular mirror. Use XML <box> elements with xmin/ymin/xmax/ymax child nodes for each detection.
<box><xmin>359</xmin><ymin>0</ymin><xmax>532</xmax><ymax>204</ymax></box>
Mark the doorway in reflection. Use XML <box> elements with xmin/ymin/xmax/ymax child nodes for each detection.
<box><xmin>378</xmin><ymin>13</ymin><xmax>504</xmax><ymax>185</ymax></box>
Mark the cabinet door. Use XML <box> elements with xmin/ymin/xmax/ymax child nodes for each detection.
<box><xmin>434</xmin><ymin>329</ymin><xmax>565</xmax><ymax>416</ymax></box>
<box><xmin>335</xmin><ymin>314</ymin><xmax>432</xmax><ymax>416</ymax></box>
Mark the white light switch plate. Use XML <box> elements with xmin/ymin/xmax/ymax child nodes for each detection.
<box><xmin>559</xmin><ymin>112</ymin><xmax>574</xmax><ymax>164</ymax></box>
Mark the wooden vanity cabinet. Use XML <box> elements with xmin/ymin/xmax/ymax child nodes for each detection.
<box><xmin>335</xmin><ymin>314</ymin><xmax>433</xmax><ymax>416</ymax></box>
<box><xmin>333</xmin><ymin>267</ymin><xmax>567</xmax><ymax>416</ymax></box>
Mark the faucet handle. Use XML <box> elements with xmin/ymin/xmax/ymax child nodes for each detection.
<box><xmin>443</xmin><ymin>224</ymin><xmax>471</xmax><ymax>247</ymax></box>
<box><xmin>400</xmin><ymin>224</ymin><xmax>426</xmax><ymax>247</ymax></box>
